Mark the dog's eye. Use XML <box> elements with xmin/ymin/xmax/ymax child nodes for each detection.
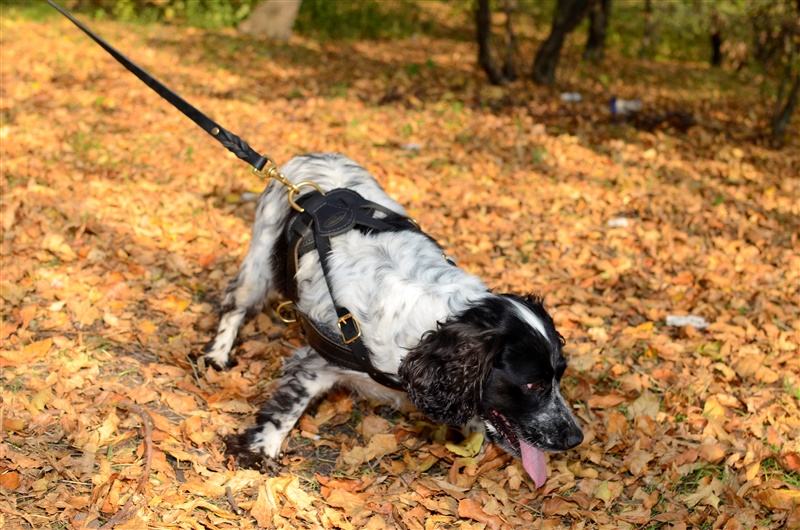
<box><xmin>526</xmin><ymin>382</ymin><xmax>546</xmax><ymax>392</ymax></box>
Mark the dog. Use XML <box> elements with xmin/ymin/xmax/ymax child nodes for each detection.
<box><xmin>203</xmin><ymin>153</ymin><xmax>583</xmax><ymax>488</ymax></box>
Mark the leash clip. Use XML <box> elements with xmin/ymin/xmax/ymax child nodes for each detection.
<box><xmin>254</xmin><ymin>158</ymin><xmax>324</xmax><ymax>213</ymax></box>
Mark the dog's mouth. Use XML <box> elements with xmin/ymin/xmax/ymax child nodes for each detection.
<box><xmin>486</xmin><ymin>409</ymin><xmax>547</xmax><ymax>489</ymax></box>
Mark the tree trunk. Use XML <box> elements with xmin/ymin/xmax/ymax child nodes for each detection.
<box><xmin>531</xmin><ymin>0</ymin><xmax>592</xmax><ymax>85</ymax></box>
<box><xmin>772</xmin><ymin>74</ymin><xmax>799</xmax><ymax>146</ymax></box>
<box><xmin>710</xmin><ymin>30</ymin><xmax>723</xmax><ymax>66</ymax></box>
<box><xmin>638</xmin><ymin>0</ymin><xmax>654</xmax><ymax>59</ymax></box>
<box><xmin>238</xmin><ymin>0</ymin><xmax>302</xmax><ymax>40</ymax></box>
<box><xmin>476</xmin><ymin>0</ymin><xmax>508</xmax><ymax>85</ymax></box>
<box><xmin>502</xmin><ymin>0</ymin><xmax>518</xmax><ymax>82</ymax></box>
<box><xmin>583</xmin><ymin>0</ymin><xmax>611</xmax><ymax>63</ymax></box>
<box><xmin>709</xmin><ymin>10</ymin><xmax>723</xmax><ymax>67</ymax></box>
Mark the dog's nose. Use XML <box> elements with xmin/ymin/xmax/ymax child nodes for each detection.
<box><xmin>565</xmin><ymin>427</ymin><xmax>584</xmax><ymax>449</ymax></box>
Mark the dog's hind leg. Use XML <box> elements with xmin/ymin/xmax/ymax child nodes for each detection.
<box><xmin>203</xmin><ymin>183</ymin><xmax>291</xmax><ymax>370</ymax></box>
<box><xmin>225</xmin><ymin>347</ymin><xmax>338</xmax><ymax>459</ymax></box>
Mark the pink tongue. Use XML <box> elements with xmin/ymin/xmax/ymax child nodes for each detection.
<box><xmin>520</xmin><ymin>441</ymin><xmax>547</xmax><ymax>489</ymax></box>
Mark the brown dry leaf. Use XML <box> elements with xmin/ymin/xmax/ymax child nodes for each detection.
<box><xmin>588</xmin><ymin>393</ymin><xmax>626</xmax><ymax>408</ymax></box>
<box><xmin>358</xmin><ymin>415</ymin><xmax>392</xmax><ymax>440</ymax></box>
<box><xmin>783</xmin><ymin>453</ymin><xmax>800</xmax><ymax>471</ymax></box>
<box><xmin>754</xmin><ymin>488</ymin><xmax>800</xmax><ymax>511</ymax></box>
<box><xmin>628</xmin><ymin>391</ymin><xmax>660</xmax><ymax>419</ymax></box>
<box><xmin>698</xmin><ymin>443</ymin><xmax>726</xmax><ymax>463</ymax></box>
<box><xmin>542</xmin><ymin>497</ymin><xmax>575</xmax><ymax>516</ymax></box>
<box><xmin>127</xmin><ymin>384</ymin><xmax>159</xmax><ymax>404</ymax></box>
<box><xmin>623</xmin><ymin>450</ymin><xmax>653</xmax><ymax>477</ymax></box>
<box><xmin>340</xmin><ymin>433</ymin><xmax>398</xmax><ymax>467</ymax></box>
<box><xmin>457</xmin><ymin>498</ymin><xmax>502</xmax><ymax>530</ymax></box>
<box><xmin>250</xmin><ymin>482</ymin><xmax>274</xmax><ymax>528</ymax></box>
<box><xmin>616</xmin><ymin>506</ymin><xmax>651</xmax><ymax>525</ymax></box>
<box><xmin>324</xmin><ymin>489</ymin><xmax>369</xmax><ymax>517</ymax></box>
<box><xmin>679</xmin><ymin>478</ymin><xmax>724</xmax><ymax>509</ymax></box>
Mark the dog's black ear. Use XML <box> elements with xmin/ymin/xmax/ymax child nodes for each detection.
<box><xmin>399</xmin><ymin>321</ymin><xmax>498</xmax><ymax>426</ymax></box>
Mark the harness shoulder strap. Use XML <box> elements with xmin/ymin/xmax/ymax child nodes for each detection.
<box><xmin>285</xmin><ymin>189</ymin><xmax>409</xmax><ymax>391</ymax></box>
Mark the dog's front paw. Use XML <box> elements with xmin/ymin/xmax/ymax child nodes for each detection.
<box><xmin>201</xmin><ymin>339</ymin><xmax>237</xmax><ymax>371</ymax></box>
<box><xmin>224</xmin><ymin>434</ymin><xmax>281</xmax><ymax>473</ymax></box>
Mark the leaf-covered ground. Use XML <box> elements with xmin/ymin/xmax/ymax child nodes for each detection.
<box><xmin>1</xmin><ymin>7</ymin><xmax>799</xmax><ymax>530</ymax></box>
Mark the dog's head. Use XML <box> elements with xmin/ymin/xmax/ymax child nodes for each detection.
<box><xmin>398</xmin><ymin>294</ymin><xmax>583</xmax><ymax>488</ymax></box>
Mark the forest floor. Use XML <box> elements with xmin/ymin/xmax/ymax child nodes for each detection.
<box><xmin>1</xmin><ymin>6</ymin><xmax>799</xmax><ymax>530</ymax></box>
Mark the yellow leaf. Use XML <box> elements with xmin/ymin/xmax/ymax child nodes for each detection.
<box><xmin>445</xmin><ymin>432</ymin><xmax>484</xmax><ymax>457</ymax></box>
<box><xmin>341</xmin><ymin>433</ymin><xmax>399</xmax><ymax>467</ymax></box>
<box><xmin>96</xmin><ymin>410</ymin><xmax>120</xmax><ymax>447</ymax></box>
<box><xmin>137</xmin><ymin>319</ymin><xmax>158</xmax><ymax>335</ymax></box>
<box><xmin>594</xmin><ymin>481</ymin><xmax>623</xmax><ymax>506</ymax></box>
<box><xmin>41</xmin><ymin>232</ymin><xmax>77</xmax><ymax>262</ymax></box>
<box><xmin>29</xmin><ymin>387</ymin><xmax>54</xmax><ymax>413</ymax></box>
<box><xmin>703</xmin><ymin>397</ymin><xmax>726</xmax><ymax>419</ymax></box>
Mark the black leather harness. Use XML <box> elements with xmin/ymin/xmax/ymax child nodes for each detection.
<box><xmin>284</xmin><ymin>189</ymin><xmax>425</xmax><ymax>391</ymax></box>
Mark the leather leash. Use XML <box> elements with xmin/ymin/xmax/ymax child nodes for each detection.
<box><xmin>47</xmin><ymin>0</ymin><xmax>269</xmax><ymax>172</ymax></box>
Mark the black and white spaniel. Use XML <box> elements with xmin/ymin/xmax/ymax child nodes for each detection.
<box><xmin>203</xmin><ymin>153</ymin><xmax>583</xmax><ymax>488</ymax></box>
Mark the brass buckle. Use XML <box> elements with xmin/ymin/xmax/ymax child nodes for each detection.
<box><xmin>337</xmin><ymin>313</ymin><xmax>361</xmax><ymax>344</ymax></box>
<box><xmin>275</xmin><ymin>301</ymin><xmax>297</xmax><ymax>323</ymax></box>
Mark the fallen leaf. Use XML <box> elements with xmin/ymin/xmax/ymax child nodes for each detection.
<box><xmin>698</xmin><ymin>444</ymin><xmax>726</xmax><ymax>463</ymax></box>
<box><xmin>594</xmin><ymin>481</ymin><xmax>623</xmax><ymax>506</ymax></box>
<box><xmin>446</xmin><ymin>432</ymin><xmax>484</xmax><ymax>457</ymax></box>
<box><xmin>0</xmin><ymin>471</ymin><xmax>21</xmax><ymax>490</ymax></box>
<box><xmin>0</xmin><ymin>338</ymin><xmax>53</xmax><ymax>365</ymax></box>
<box><xmin>624</xmin><ymin>450</ymin><xmax>653</xmax><ymax>477</ymax></box>
<box><xmin>458</xmin><ymin>498</ymin><xmax>502</xmax><ymax>530</ymax></box>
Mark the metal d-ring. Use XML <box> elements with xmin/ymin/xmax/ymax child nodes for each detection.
<box><xmin>275</xmin><ymin>301</ymin><xmax>297</xmax><ymax>323</ymax></box>
<box><xmin>288</xmin><ymin>181</ymin><xmax>325</xmax><ymax>212</ymax></box>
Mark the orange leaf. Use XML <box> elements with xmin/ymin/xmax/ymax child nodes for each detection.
<box><xmin>0</xmin><ymin>338</ymin><xmax>53</xmax><ymax>365</ymax></box>
<box><xmin>754</xmin><ymin>488</ymin><xmax>800</xmax><ymax>511</ymax></box>
<box><xmin>457</xmin><ymin>499</ymin><xmax>502</xmax><ymax>530</ymax></box>
<box><xmin>0</xmin><ymin>471</ymin><xmax>20</xmax><ymax>490</ymax></box>
<box><xmin>783</xmin><ymin>453</ymin><xmax>800</xmax><ymax>471</ymax></box>
<box><xmin>2</xmin><ymin>418</ymin><xmax>26</xmax><ymax>432</ymax></box>
<box><xmin>698</xmin><ymin>444</ymin><xmax>726</xmax><ymax>463</ymax></box>
<box><xmin>0</xmin><ymin>320</ymin><xmax>19</xmax><ymax>341</ymax></box>
<box><xmin>588</xmin><ymin>393</ymin><xmax>626</xmax><ymax>408</ymax></box>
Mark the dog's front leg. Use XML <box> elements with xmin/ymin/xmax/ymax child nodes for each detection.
<box><xmin>226</xmin><ymin>347</ymin><xmax>338</xmax><ymax>459</ymax></box>
<box><xmin>203</xmin><ymin>185</ymin><xmax>290</xmax><ymax>370</ymax></box>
